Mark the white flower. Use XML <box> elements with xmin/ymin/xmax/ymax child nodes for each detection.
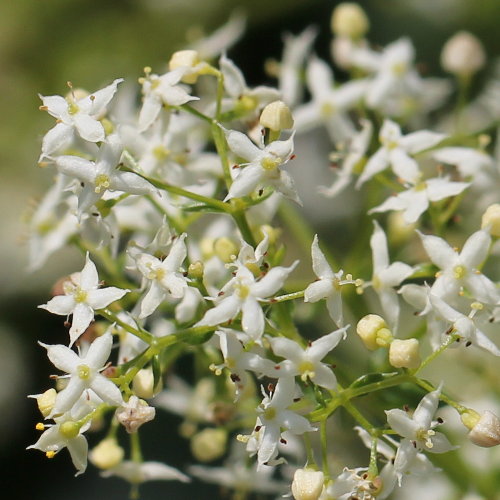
<box><xmin>40</xmin><ymin>333</ymin><xmax>124</xmax><ymax>417</ymax></box>
<box><xmin>132</xmin><ymin>233</ymin><xmax>189</xmax><ymax>318</ymax></box>
<box><xmin>294</xmin><ymin>56</ymin><xmax>367</xmax><ymax>142</ymax></box>
<box><xmin>432</xmin><ymin>146</ymin><xmax>494</xmax><ymax>179</ymax></box>
<box><xmin>357</xmin><ymin>119</ymin><xmax>446</xmax><ymax>187</ymax></box>
<box><xmin>319</xmin><ymin>118</ymin><xmax>372</xmax><ymax>198</ymax></box>
<box><xmin>418</xmin><ymin>229</ymin><xmax>499</xmax><ymax>304</ymax></box>
<box><xmin>39</xmin><ymin>78</ymin><xmax>123</xmax><ymax>159</ymax></box>
<box><xmin>101</xmin><ymin>460</ymin><xmax>190</xmax><ymax>484</ymax></box>
<box><xmin>369</xmin><ymin>221</ymin><xmax>414</xmax><ymax>330</ymax></box>
<box><xmin>369</xmin><ymin>176</ymin><xmax>469</xmax><ymax>225</ymax></box>
<box><xmin>253</xmin><ymin>377</ymin><xmax>314</xmax><ymax>467</ymax></box>
<box><xmin>138</xmin><ymin>68</ymin><xmax>199</xmax><ymax>131</ymax></box>
<box><xmin>39</xmin><ymin>253</ymin><xmax>129</xmax><ymax>346</ymax></box>
<box><xmin>224</xmin><ymin>129</ymin><xmax>300</xmax><ymax>204</ymax></box>
<box><xmin>28</xmin><ymin>412</ymin><xmax>91</xmax><ymax>476</ymax></box>
<box><xmin>269</xmin><ymin>326</ymin><xmax>348</xmax><ymax>388</ymax></box>
<box><xmin>196</xmin><ymin>259</ymin><xmax>298</xmax><ymax>342</ymax></box>
<box><xmin>428</xmin><ymin>293</ymin><xmax>500</xmax><ymax>356</ymax></box>
<box><xmin>115</xmin><ymin>396</ymin><xmax>156</xmax><ymax>433</ymax></box>
<box><xmin>304</xmin><ymin>234</ymin><xmax>354</xmax><ymax>326</ymax></box>
<box><xmin>386</xmin><ymin>386</ymin><xmax>455</xmax><ymax>475</ymax></box>
<box><xmin>54</xmin><ymin>135</ymin><xmax>156</xmax><ymax>215</ymax></box>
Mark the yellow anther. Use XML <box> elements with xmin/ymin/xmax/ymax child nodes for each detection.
<box><xmin>46</xmin><ymin>451</ymin><xmax>56</xmax><ymax>459</ymax></box>
<box><xmin>36</xmin><ymin>423</ymin><xmax>45</xmax><ymax>431</ymax></box>
<box><xmin>453</xmin><ymin>265</ymin><xmax>466</xmax><ymax>279</ymax></box>
<box><xmin>471</xmin><ymin>302</ymin><xmax>484</xmax><ymax>310</ymax></box>
<box><xmin>94</xmin><ymin>174</ymin><xmax>111</xmax><ymax>194</ymax></box>
<box><xmin>236</xmin><ymin>434</ymin><xmax>250</xmax><ymax>443</ymax></box>
<box><xmin>77</xmin><ymin>364</ymin><xmax>91</xmax><ymax>380</ymax></box>
<box><xmin>73</xmin><ymin>288</ymin><xmax>88</xmax><ymax>303</ymax></box>
<box><xmin>260</xmin><ymin>156</ymin><xmax>282</xmax><ymax>171</ymax></box>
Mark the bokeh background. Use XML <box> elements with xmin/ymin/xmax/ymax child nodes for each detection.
<box><xmin>1</xmin><ymin>0</ymin><xmax>499</xmax><ymax>498</ymax></box>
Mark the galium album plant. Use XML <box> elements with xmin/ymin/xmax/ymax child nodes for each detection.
<box><xmin>27</xmin><ymin>3</ymin><xmax>500</xmax><ymax>499</ymax></box>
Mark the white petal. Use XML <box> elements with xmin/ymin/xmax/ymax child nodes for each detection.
<box><xmin>306</xmin><ymin>56</ymin><xmax>334</xmax><ymax>101</ymax></box>
<box><xmin>80</xmin><ymin>78</ymin><xmax>123</xmax><ymax>115</ymax></box>
<box><xmin>370</xmin><ymin>221</ymin><xmax>389</xmax><ymax>271</ymax></box>
<box><xmin>270</xmin><ymin>336</ymin><xmax>304</xmax><ymax>363</ymax></box>
<box><xmin>139</xmin><ymin>282</ymin><xmax>166</xmax><ymax>318</ymax></box>
<box><xmin>225</xmin><ymin>129</ymin><xmax>261</xmax><ymax>161</ymax></box>
<box><xmin>41</xmin><ymin>342</ymin><xmax>80</xmax><ymax>373</ymax></box>
<box><xmin>413</xmin><ymin>389</ymin><xmax>440</xmax><ymax>428</ymax></box>
<box><xmin>80</xmin><ymin>253</ymin><xmax>99</xmax><ymax>290</ymax></box>
<box><xmin>417</xmin><ymin>231</ymin><xmax>456</xmax><ymax>270</ymax></box>
<box><xmin>308</xmin><ymin>327</ymin><xmax>348</xmax><ymax>361</ymax></box>
<box><xmin>73</xmin><ymin>114</ymin><xmax>105</xmax><ymax>143</ymax></box>
<box><xmin>251</xmin><ymin>261</ymin><xmax>298</xmax><ymax>298</ymax></box>
<box><xmin>163</xmin><ymin>233</ymin><xmax>187</xmax><ymax>271</ymax></box>
<box><xmin>220</xmin><ymin>54</ymin><xmax>246</xmax><ymax>97</ymax></box>
<box><xmin>67</xmin><ymin>435</ymin><xmax>88</xmax><ymax>476</ymax></box>
<box><xmin>139</xmin><ymin>95</ymin><xmax>162</xmax><ymax>132</ymax></box>
<box><xmin>90</xmin><ymin>374</ymin><xmax>123</xmax><ymax>406</ymax></box>
<box><xmin>52</xmin><ymin>376</ymin><xmax>86</xmax><ymax>415</ymax></box>
<box><xmin>197</xmin><ymin>295</ymin><xmax>241</xmax><ymax>327</ymax></box>
<box><xmin>460</xmin><ymin>230</ymin><xmax>491</xmax><ymax>269</ymax></box>
<box><xmin>226</xmin><ymin>164</ymin><xmax>263</xmax><ymax>199</ymax></box>
<box><xmin>378</xmin><ymin>262</ymin><xmax>414</xmax><ymax>287</ymax></box>
<box><xmin>311</xmin><ymin>363</ymin><xmax>337</xmax><ymax>390</ymax></box>
<box><xmin>85</xmin><ymin>332</ymin><xmax>113</xmax><ymax>368</ymax></box>
<box><xmin>41</xmin><ymin>122</ymin><xmax>74</xmax><ymax>158</ymax></box>
<box><xmin>110</xmin><ymin>171</ymin><xmax>155</xmax><ymax>195</ymax></box>
<box><xmin>425</xmin><ymin>178</ymin><xmax>469</xmax><ymax>202</ymax></box>
<box><xmin>389</xmin><ymin>148</ymin><xmax>420</xmax><ymax>184</ymax></box>
<box><xmin>87</xmin><ymin>287</ymin><xmax>128</xmax><ymax>310</ymax></box>
<box><xmin>40</xmin><ymin>94</ymin><xmax>68</xmax><ymax>118</ymax></box>
<box><xmin>69</xmin><ymin>303</ymin><xmax>95</xmax><ymax>345</ymax></box>
<box><xmin>241</xmin><ymin>297</ymin><xmax>265</xmax><ymax>339</ymax></box>
<box><xmin>357</xmin><ymin>147</ymin><xmax>389</xmax><ymax>187</ymax></box>
<box><xmin>304</xmin><ymin>279</ymin><xmax>334</xmax><ymax>303</ymax></box>
<box><xmin>400</xmin><ymin>130</ymin><xmax>446</xmax><ymax>154</ymax></box>
<box><xmin>279</xmin><ymin>409</ymin><xmax>314</xmax><ymax>434</ymax></box>
<box><xmin>39</xmin><ymin>295</ymin><xmax>76</xmax><ymax>316</ymax></box>
<box><xmin>386</xmin><ymin>409</ymin><xmax>419</xmax><ymax>439</ymax></box>
<box><xmin>55</xmin><ymin>156</ymin><xmax>96</xmax><ymax>183</ymax></box>
<box><xmin>310</xmin><ymin>234</ymin><xmax>333</xmax><ymax>279</ymax></box>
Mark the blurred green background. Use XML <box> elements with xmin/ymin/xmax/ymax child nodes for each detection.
<box><xmin>1</xmin><ymin>0</ymin><xmax>499</xmax><ymax>498</ymax></box>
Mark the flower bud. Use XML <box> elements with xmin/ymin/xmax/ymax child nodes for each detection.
<box><xmin>389</xmin><ymin>338</ymin><xmax>421</xmax><ymax>369</ymax></box>
<box><xmin>331</xmin><ymin>3</ymin><xmax>369</xmax><ymax>39</ymax></box>
<box><xmin>481</xmin><ymin>204</ymin><xmax>500</xmax><ymax>237</ymax></box>
<box><xmin>356</xmin><ymin>314</ymin><xmax>392</xmax><ymax>350</ymax></box>
<box><xmin>33</xmin><ymin>388</ymin><xmax>57</xmax><ymax>418</ymax></box>
<box><xmin>115</xmin><ymin>395</ymin><xmax>156</xmax><ymax>433</ymax></box>
<box><xmin>190</xmin><ymin>428</ymin><xmax>227</xmax><ymax>462</ymax></box>
<box><xmin>169</xmin><ymin>50</ymin><xmax>201</xmax><ymax>84</ymax></box>
<box><xmin>188</xmin><ymin>260</ymin><xmax>204</xmax><ymax>280</ymax></box>
<box><xmin>291</xmin><ymin>468</ymin><xmax>324</xmax><ymax>500</ymax></box>
<box><xmin>89</xmin><ymin>437</ymin><xmax>124</xmax><ymax>469</ymax></box>
<box><xmin>132</xmin><ymin>368</ymin><xmax>162</xmax><ymax>399</ymax></box>
<box><xmin>213</xmin><ymin>237</ymin><xmax>238</xmax><ymax>263</ymax></box>
<box><xmin>441</xmin><ymin>31</ymin><xmax>486</xmax><ymax>77</ymax></box>
<box><xmin>467</xmin><ymin>410</ymin><xmax>500</xmax><ymax>447</ymax></box>
<box><xmin>259</xmin><ymin>100</ymin><xmax>294</xmax><ymax>131</ymax></box>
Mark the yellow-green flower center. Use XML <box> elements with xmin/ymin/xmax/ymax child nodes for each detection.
<box><xmin>59</xmin><ymin>420</ymin><xmax>80</xmax><ymax>439</ymax></box>
<box><xmin>77</xmin><ymin>364</ymin><xmax>91</xmax><ymax>380</ymax></box>
<box><xmin>392</xmin><ymin>62</ymin><xmax>407</xmax><ymax>76</ymax></box>
<box><xmin>416</xmin><ymin>428</ymin><xmax>436</xmax><ymax>449</ymax></box>
<box><xmin>153</xmin><ymin>145</ymin><xmax>171</xmax><ymax>161</ymax></box>
<box><xmin>263</xmin><ymin>407</ymin><xmax>277</xmax><ymax>421</ymax></box>
<box><xmin>234</xmin><ymin>95</ymin><xmax>258</xmax><ymax>114</ymax></box>
<box><xmin>298</xmin><ymin>360</ymin><xmax>316</xmax><ymax>382</ymax></box>
<box><xmin>453</xmin><ymin>265</ymin><xmax>466</xmax><ymax>279</ymax></box>
<box><xmin>320</xmin><ymin>101</ymin><xmax>336</xmax><ymax>117</ymax></box>
<box><xmin>236</xmin><ymin>283</ymin><xmax>250</xmax><ymax>299</ymax></box>
<box><xmin>261</xmin><ymin>157</ymin><xmax>282</xmax><ymax>171</ymax></box>
<box><xmin>67</xmin><ymin>101</ymin><xmax>80</xmax><ymax>115</ymax></box>
<box><xmin>94</xmin><ymin>174</ymin><xmax>111</xmax><ymax>193</ymax></box>
<box><xmin>73</xmin><ymin>288</ymin><xmax>88</xmax><ymax>303</ymax></box>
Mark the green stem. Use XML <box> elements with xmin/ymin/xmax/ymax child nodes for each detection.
<box><xmin>412</xmin><ymin>333</ymin><xmax>459</xmax><ymax>375</ymax></box>
<box><xmin>320</xmin><ymin>419</ymin><xmax>330</xmax><ymax>479</ymax></box>
<box><xmin>99</xmin><ymin>309</ymin><xmax>153</xmax><ymax>344</ymax></box>
<box><xmin>271</xmin><ymin>290</ymin><xmax>305</xmax><ymax>303</ymax></box>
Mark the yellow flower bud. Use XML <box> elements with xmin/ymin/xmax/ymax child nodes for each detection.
<box><xmin>331</xmin><ymin>3</ymin><xmax>369</xmax><ymax>39</ymax></box>
<box><xmin>132</xmin><ymin>368</ymin><xmax>162</xmax><ymax>399</ymax></box>
<box><xmin>188</xmin><ymin>260</ymin><xmax>204</xmax><ymax>280</ymax></box>
<box><xmin>481</xmin><ymin>204</ymin><xmax>500</xmax><ymax>237</ymax></box>
<box><xmin>168</xmin><ymin>50</ymin><xmax>201</xmax><ymax>84</ymax></box>
<box><xmin>291</xmin><ymin>468</ymin><xmax>324</xmax><ymax>500</ymax></box>
<box><xmin>356</xmin><ymin>314</ymin><xmax>392</xmax><ymax>351</ymax></box>
<box><xmin>389</xmin><ymin>338</ymin><xmax>421</xmax><ymax>369</ymax></box>
<box><xmin>34</xmin><ymin>388</ymin><xmax>57</xmax><ymax>418</ymax></box>
<box><xmin>190</xmin><ymin>428</ymin><xmax>228</xmax><ymax>462</ymax></box>
<box><xmin>259</xmin><ymin>100</ymin><xmax>294</xmax><ymax>131</ymax></box>
<box><xmin>89</xmin><ymin>437</ymin><xmax>125</xmax><ymax>469</ymax></box>
<box><xmin>213</xmin><ymin>237</ymin><xmax>238</xmax><ymax>263</ymax></box>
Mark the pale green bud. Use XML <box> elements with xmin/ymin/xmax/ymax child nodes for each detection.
<box><xmin>190</xmin><ymin>428</ymin><xmax>228</xmax><ymax>462</ymax></box>
<box><xmin>259</xmin><ymin>100</ymin><xmax>294</xmax><ymax>131</ymax></box>
<box><xmin>331</xmin><ymin>3</ymin><xmax>369</xmax><ymax>39</ymax></box>
<box><xmin>188</xmin><ymin>260</ymin><xmax>204</xmax><ymax>280</ymax></box>
<box><xmin>356</xmin><ymin>314</ymin><xmax>392</xmax><ymax>350</ymax></box>
<box><xmin>481</xmin><ymin>204</ymin><xmax>500</xmax><ymax>237</ymax></box>
<box><xmin>34</xmin><ymin>388</ymin><xmax>57</xmax><ymax>418</ymax></box>
<box><xmin>132</xmin><ymin>368</ymin><xmax>162</xmax><ymax>399</ymax></box>
<box><xmin>291</xmin><ymin>468</ymin><xmax>324</xmax><ymax>500</ymax></box>
<box><xmin>389</xmin><ymin>338</ymin><xmax>421</xmax><ymax>369</ymax></box>
<box><xmin>169</xmin><ymin>50</ymin><xmax>201</xmax><ymax>84</ymax></box>
<box><xmin>213</xmin><ymin>237</ymin><xmax>238</xmax><ymax>263</ymax></box>
<box><xmin>89</xmin><ymin>437</ymin><xmax>124</xmax><ymax>469</ymax></box>
<box><xmin>467</xmin><ymin>410</ymin><xmax>500</xmax><ymax>447</ymax></box>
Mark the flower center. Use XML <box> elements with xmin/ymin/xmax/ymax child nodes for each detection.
<box><xmin>260</xmin><ymin>156</ymin><xmax>282</xmax><ymax>171</ymax></box>
<box><xmin>225</xmin><ymin>357</ymin><xmax>236</xmax><ymax>370</ymax></box>
<box><xmin>59</xmin><ymin>420</ymin><xmax>80</xmax><ymax>440</ymax></box>
<box><xmin>67</xmin><ymin>101</ymin><xmax>80</xmax><ymax>115</ymax></box>
<box><xmin>392</xmin><ymin>62</ymin><xmax>407</xmax><ymax>76</ymax></box>
<box><xmin>416</xmin><ymin>428</ymin><xmax>436</xmax><ymax>449</ymax></box>
<box><xmin>153</xmin><ymin>145</ymin><xmax>171</xmax><ymax>161</ymax></box>
<box><xmin>235</xmin><ymin>283</ymin><xmax>250</xmax><ymax>299</ymax></box>
<box><xmin>298</xmin><ymin>360</ymin><xmax>316</xmax><ymax>382</ymax></box>
<box><xmin>320</xmin><ymin>101</ymin><xmax>336</xmax><ymax>117</ymax></box>
<box><xmin>94</xmin><ymin>174</ymin><xmax>111</xmax><ymax>194</ymax></box>
<box><xmin>453</xmin><ymin>265</ymin><xmax>466</xmax><ymax>279</ymax></box>
<box><xmin>73</xmin><ymin>288</ymin><xmax>88</xmax><ymax>303</ymax></box>
<box><xmin>77</xmin><ymin>364</ymin><xmax>91</xmax><ymax>380</ymax></box>
<box><xmin>263</xmin><ymin>407</ymin><xmax>277</xmax><ymax>421</ymax></box>
<box><xmin>234</xmin><ymin>95</ymin><xmax>258</xmax><ymax>114</ymax></box>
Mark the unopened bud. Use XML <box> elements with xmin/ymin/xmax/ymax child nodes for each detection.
<box><xmin>389</xmin><ymin>338</ymin><xmax>421</xmax><ymax>369</ymax></box>
<box><xmin>132</xmin><ymin>368</ymin><xmax>162</xmax><ymax>399</ymax></box>
<box><xmin>188</xmin><ymin>260</ymin><xmax>204</xmax><ymax>279</ymax></box>
<box><xmin>441</xmin><ymin>31</ymin><xmax>486</xmax><ymax>77</ymax></box>
<box><xmin>213</xmin><ymin>237</ymin><xmax>238</xmax><ymax>263</ymax></box>
<box><xmin>481</xmin><ymin>204</ymin><xmax>500</xmax><ymax>237</ymax></box>
<box><xmin>89</xmin><ymin>437</ymin><xmax>124</xmax><ymax>469</ymax></box>
<box><xmin>33</xmin><ymin>388</ymin><xmax>57</xmax><ymax>418</ymax></box>
<box><xmin>115</xmin><ymin>395</ymin><xmax>156</xmax><ymax>433</ymax></box>
<box><xmin>169</xmin><ymin>50</ymin><xmax>201</xmax><ymax>84</ymax></box>
<box><xmin>259</xmin><ymin>101</ymin><xmax>294</xmax><ymax>131</ymax></box>
<box><xmin>190</xmin><ymin>428</ymin><xmax>227</xmax><ymax>462</ymax></box>
<box><xmin>467</xmin><ymin>410</ymin><xmax>500</xmax><ymax>447</ymax></box>
<box><xmin>331</xmin><ymin>3</ymin><xmax>369</xmax><ymax>39</ymax></box>
<box><xmin>356</xmin><ymin>314</ymin><xmax>392</xmax><ymax>350</ymax></box>
<box><xmin>291</xmin><ymin>468</ymin><xmax>325</xmax><ymax>500</ymax></box>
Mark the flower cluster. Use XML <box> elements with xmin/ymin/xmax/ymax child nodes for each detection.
<box><xmin>27</xmin><ymin>4</ymin><xmax>500</xmax><ymax>499</ymax></box>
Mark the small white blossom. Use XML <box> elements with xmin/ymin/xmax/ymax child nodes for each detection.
<box><xmin>101</xmin><ymin>460</ymin><xmax>190</xmax><ymax>484</ymax></box>
<box><xmin>39</xmin><ymin>253</ymin><xmax>129</xmax><ymax>346</ymax></box>
<box><xmin>40</xmin><ymin>333</ymin><xmax>123</xmax><ymax>417</ymax></box>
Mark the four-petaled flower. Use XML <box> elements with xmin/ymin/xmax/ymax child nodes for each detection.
<box><xmin>39</xmin><ymin>253</ymin><xmax>129</xmax><ymax>346</ymax></box>
<box><xmin>40</xmin><ymin>332</ymin><xmax>124</xmax><ymax>417</ymax></box>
